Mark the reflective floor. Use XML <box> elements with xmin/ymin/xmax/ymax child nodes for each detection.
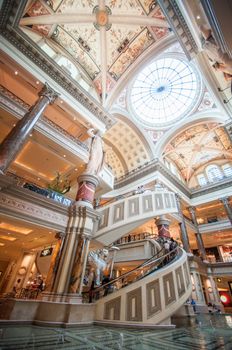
<box><xmin>0</xmin><ymin>315</ymin><xmax>231</xmax><ymax>350</ymax></box>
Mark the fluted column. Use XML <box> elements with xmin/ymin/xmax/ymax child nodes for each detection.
<box><xmin>0</xmin><ymin>83</ymin><xmax>59</xmax><ymax>174</ymax></box>
<box><xmin>53</xmin><ymin>206</ymin><xmax>79</xmax><ymax>294</ymax></box>
<box><xmin>155</xmin><ymin>215</ymin><xmax>171</xmax><ymax>238</ymax></box>
<box><xmin>189</xmin><ymin>206</ymin><xmax>207</xmax><ymax>260</ymax></box>
<box><xmin>69</xmin><ymin>234</ymin><xmax>90</xmax><ymax>295</ymax></box>
<box><xmin>175</xmin><ymin>194</ymin><xmax>191</xmax><ymax>252</ymax></box>
<box><xmin>45</xmin><ymin>232</ymin><xmax>65</xmax><ymax>292</ymax></box>
<box><xmin>220</xmin><ymin>197</ymin><xmax>232</xmax><ymax>224</ymax></box>
<box><xmin>51</xmin><ymin>205</ymin><xmax>100</xmax><ymax>300</ymax></box>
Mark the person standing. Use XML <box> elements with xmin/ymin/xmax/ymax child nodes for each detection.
<box><xmin>191</xmin><ymin>299</ymin><xmax>196</xmax><ymax>313</ymax></box>
<box><xmin>89</xmin><ymin>280</ymin><xmax>95</xmax><ymax>303</ymax></box>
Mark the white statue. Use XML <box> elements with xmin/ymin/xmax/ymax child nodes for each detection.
<box><xmin>200</xmin><ymin>25</ymin><xmax>232</xmax><ymax>81</ymax></box>
<box><xmin>87</xmin><ymin>248</ymin><xmax>111</xmax><ymax>286</ymax></box>
<box><xmin>85</xmin><ymin>129</ymin><xmax>105</xmax><ymax>175</ymax></box>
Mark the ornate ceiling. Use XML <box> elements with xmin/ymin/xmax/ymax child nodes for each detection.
<box><xmin>163</xmin><ymin>122</ymin><xmax>232</xmax><ymax>183</ymax></box>
<box><xmin>104</xmin><ymin>118</ymin><xmax>152</xmax><ymax>178</ymax></box>
<box><xmin>20</xmin><ymin>0</ymin><xmax>171</xmax><ymax>104</ymax></box>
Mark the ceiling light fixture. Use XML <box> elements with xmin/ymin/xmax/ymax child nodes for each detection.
<box><xmin>196</xmin><ymin>15</ymin><xmax>200</xmax><ymax>20</ymax></box>
<box><xmin>14</xmin><ymin>71</ymin><xmax>18</xmax><ymax>75</ymax></box>
<box><xmin>60</xmin><ymin>100</ymin><xmax>63</xmax><ymax>104</ymax></box>
<box><xmin>63</xmin><ymin>154</ymin><xmax>66</xmax><ymax>157</ymax></box>
<box><xmin>36</xmin><ymin>81</ymin><xmax>40</xmax><ymax>85</ymax></box>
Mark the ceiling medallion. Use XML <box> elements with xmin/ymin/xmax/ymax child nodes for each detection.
<box><xmin>93</xmin><ymin>5</ymin><xmax>112</xmax><ymax>31</ymax></box>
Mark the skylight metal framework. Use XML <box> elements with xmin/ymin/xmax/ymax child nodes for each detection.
<box><xmin>130</xmin><ymin>56</ymin><xmax>201</xmax><ymax>128</ymax></box>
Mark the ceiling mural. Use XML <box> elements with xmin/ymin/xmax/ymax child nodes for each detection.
<box><xmin>163</xmin><ymin>123</ymin><xmax>232</xmax><ymax>183</ymax></box>
<box><xmin>20</xmin><ymin>0</ymin><xmax>171</xmax><ymax>102</ymax></box>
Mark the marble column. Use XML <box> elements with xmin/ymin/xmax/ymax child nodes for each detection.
<box><xmin>220</xmin><ymin>197</ymin><xmax>232</xmax><ymax>224</ymax></box>
<box><xmin>45</xmin><ymin>232</ymin><xmax>65</xmax><ymax>292</ymax></box>
<box><xmin>76</xmin><ymin>173</ymin><xmax>99</xmax><ymax>208</ymax></box>
<box><xmin>189</xmin><ymin>206</ymin><xmax>207</xmax><ymax>260</ymax></box>
<box><xmin>175</xmin><ymin>194</ymin><xmax>191</xmax><ymax>252</ymax></box>
<box><xmin>0</xmin><ymin>83</ymin><xmax>59</xmax><ymax>174</ymax></box>
<box><xmin>155</xmin><ymin>215</ymin><xmax>171</xmax><ymax>238</ymax></box>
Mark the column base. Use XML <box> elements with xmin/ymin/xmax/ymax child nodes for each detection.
<box><xmin>41</xmin><ymin>292</ymin><xmax>83</xmax><ymax>304</ymax></box>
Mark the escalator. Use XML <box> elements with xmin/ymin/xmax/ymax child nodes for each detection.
<box><xmin>92</xmin><ymin>246</ymin><xmax>192</xmax><ymax>326</ymax></box>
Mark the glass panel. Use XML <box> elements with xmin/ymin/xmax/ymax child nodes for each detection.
<box><xmin>130</xmin><ymin>57</ymin><xmax>200</xmax><ymax>127</ymax></box>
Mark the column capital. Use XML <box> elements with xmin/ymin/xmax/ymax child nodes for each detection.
<box><xmin>39</xmin><ymin>83</ymin><xmax>59</xmax><ymax>104</ymax></box>
<box><xmin>55</xmin><ymin>231</ymin><xmax>65</xmax><ymax>239</ymax></box>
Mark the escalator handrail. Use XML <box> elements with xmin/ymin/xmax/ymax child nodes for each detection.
<box><xmin>92</xmin><ymin>246</ymin><xmax>180</xmax><ymax>294</ymax></box>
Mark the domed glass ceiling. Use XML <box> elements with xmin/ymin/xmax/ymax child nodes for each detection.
<box><xmin>130</xmin><ymin>56</ymin><xmax>201</xmax><ymax>128</ymax></box>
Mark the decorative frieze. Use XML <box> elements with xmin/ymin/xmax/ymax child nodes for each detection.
<box><xmin>0</xmin><ymin>193</ymin><xmax>68</xmax><ymax>229</ymax></box>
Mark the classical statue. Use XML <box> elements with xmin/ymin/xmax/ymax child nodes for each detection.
<box><xmin>87</xmin><ymin>248</ymin><xmax>111</xmax><ymax>286</ymax></box>
<box><xmin>200</xmin><ymin>25</ymin><xmax>232</xmax><ymax>81</ymax></box>
<box><xmin>85</xmin><ymin>129</ymin><xmax>105</xmax><ymax>175</ymax></box>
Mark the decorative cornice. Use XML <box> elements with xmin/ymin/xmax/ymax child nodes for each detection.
<box><xmin>115</xmin><ymin>158</ymin><xmax>191</xmax><ymax>197</ymax></box>
<box><xmin>115</xmin><ymin>158</ymin><xmax>232</xmax><ymax>200</ymax></box>
<box><xmin>191</xmin><ymin>177</ymin><xmax>232</xmax><ymax>198</ymax></box>
<box><xmin>157</xmin><ymin>0</ymin><xmax>198</xmax><ymax>59</ymax></box>
<box><xmin>0</xmin><ymin>0</ymin><xmax>115</xmax><ymax>129</ymax></box>
<box><xmin>0</xmin><ymin>174</ymin><xmax>69</xmax><ymax>230</ymax></box>
<box><xmin>0</xmin><ymin>193</ymin><xmax>68</xmax><ymax>230</ymax></box>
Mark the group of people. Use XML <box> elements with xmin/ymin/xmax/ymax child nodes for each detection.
<box><xmin>88</xmin><ymin>274</ymin><xmax>112</xmax><ymax>303</ymax></box>
<box><xmin>162</xmin><ymin>237</ymin><xmax>178</xmax><ymax>262</ymax></box>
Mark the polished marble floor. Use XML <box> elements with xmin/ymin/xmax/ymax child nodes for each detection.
<box><xmin>0</xmin><ymin>315</ymin><xmax>231</xmax><ymax>350</ymax></box>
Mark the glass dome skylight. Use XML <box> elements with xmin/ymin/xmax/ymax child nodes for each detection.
<box><xmin>130</xmin><ymin>56</ymin><xmax>201</xmax><ymax>128</ymax></box>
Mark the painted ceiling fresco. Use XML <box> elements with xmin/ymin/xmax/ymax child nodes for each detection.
<box><xmin>20</xmin><ymin>0</ymin><xmax>170</xmax><ymax>102</ymax></box>
<box><xmin>163</xmin><ymin>123</ymin><xmax>232</xmax><ymax>183</ymax></box>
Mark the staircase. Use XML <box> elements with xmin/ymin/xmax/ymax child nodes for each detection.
<box><xmin>93</xmin><ymin>247</ymin><xmax>192</xmax><ymax>326</ymax></box>
<box><xmin>94</xmin><ymin>190</ymin><xmax>178</xmax><ymax>245</ymax></box>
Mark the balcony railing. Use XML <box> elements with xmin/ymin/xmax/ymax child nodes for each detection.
<box><xmin>6</xmin><ymin>171</ymin><xmax>73</xmax><ymax>206</ymax></box>
<box><xmin>23</xmin><ymin>183</ymin><xmax>73</xmax><ymax>207</ymax></box>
